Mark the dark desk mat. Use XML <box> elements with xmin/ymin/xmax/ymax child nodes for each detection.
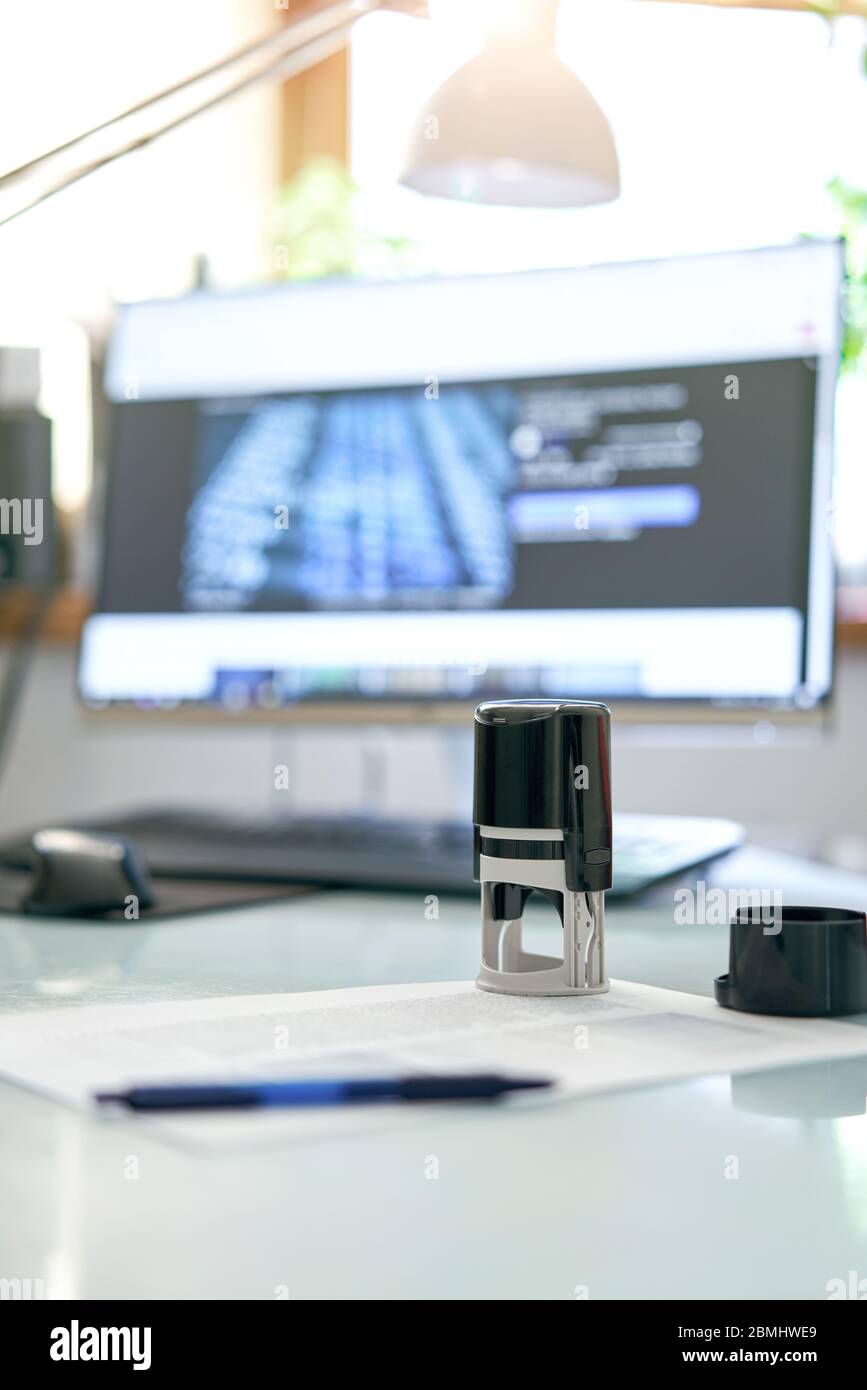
<box><xmin>0</xmin><ymin>867</ymin><xmax>315</xmax><ymax>922</ymax></box>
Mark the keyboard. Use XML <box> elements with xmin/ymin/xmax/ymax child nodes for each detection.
<box><xmin>0</xmin><ymin>809</ymin><xmax>743</xmax><ymax>899</ymax></box>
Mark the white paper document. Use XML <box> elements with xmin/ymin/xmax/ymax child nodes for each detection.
<box><xmin>1</xmin><ymin>979</ymin><xmax>866</xmax><ymax>1148</ymax></box>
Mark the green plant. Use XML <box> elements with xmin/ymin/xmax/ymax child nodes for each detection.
<box><xmin>267</xmin><ymin>155</ymin><xmax>420</xmax><ymax>281</ymax></box>
<box><xmin>823</xmin><ymin>15</ymin><xmax>867</xmax><ymax>372</ymax></box>
<box><xmin>828</xmin><ymin>175</ymin><xmax>867</xmax><ymax>370</ymax></box>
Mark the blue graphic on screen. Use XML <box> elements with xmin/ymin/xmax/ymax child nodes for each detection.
<box><xmin>179</xmin><ymin>378</ymin><xmax>704</xmax><ymax>612</ymax></box>
<box><xmin>181</xmin><ymin>388</ymin><xmax>517</xmax><ymax>610</ymax></box>
<box><xmin>510</xmin><ymin>485</ymin><xmax>700</xmax><ymax>539</ymax></box>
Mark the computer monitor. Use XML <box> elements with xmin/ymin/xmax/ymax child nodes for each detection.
<box><xmin>81</xmin><ymin>241</ymin><xmax>843</xmax><ymax>721</ymax></box>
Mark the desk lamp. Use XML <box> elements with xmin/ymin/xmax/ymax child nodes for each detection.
<box><xmin>0</xmin><ymin>0</ymin><xmax>619</xmax><ymax>228</ymax></box>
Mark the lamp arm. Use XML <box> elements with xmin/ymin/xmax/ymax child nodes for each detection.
<box><xmin>0</xmin><ymin>1</ymin><xmax>423</xmax><ymax>230</ymax></box>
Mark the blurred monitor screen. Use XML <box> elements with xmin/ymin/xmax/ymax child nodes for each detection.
<box><xmin>81</xmin><ymin>242</ymin><xmax>842</xmax><ymax>715</ymax></box>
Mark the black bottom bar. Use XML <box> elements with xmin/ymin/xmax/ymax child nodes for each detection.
<box><xmin>6</xmin><ymin>1297</ymin><xmax>864</xmax><ymax>1372</ymax></box>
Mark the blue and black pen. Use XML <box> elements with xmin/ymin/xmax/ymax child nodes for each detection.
<box><xmin>96</xmin><ymin>1073</ymin><xmax>553</xmax><ymax>1112</ymax></box>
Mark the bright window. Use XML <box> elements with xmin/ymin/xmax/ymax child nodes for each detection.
<box><xmin>351</xmin><ymin>3</ymin><xmax>867</xmax><ymax>269</ymax></box>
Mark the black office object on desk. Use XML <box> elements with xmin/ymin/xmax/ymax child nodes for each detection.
<box><xmin>473</xmin><ymin>698</ymin><xmax>613</xmax><ymax>996</ymax></box>
<box><xmin>716</xmin><ymin>905</ymin><xmax>867</xmax><ymax>1017</ymax></box>
<box><xmin>20</xmin><ymin>829</ymin><xmax>157</xmax><ymax>917</ymax></box>
<box><xmin>0</xmin><ymin>829</ymin><xmax>313</xmax><ymax>921</ymax></box>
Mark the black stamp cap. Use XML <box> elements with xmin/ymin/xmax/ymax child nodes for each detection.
<box><xmin>715</xmin><ymin>905</ymin><xmax>867</xmax><ymax>1017</ymax></box>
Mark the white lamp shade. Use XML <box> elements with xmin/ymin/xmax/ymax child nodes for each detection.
<box><xmin>398</xmin><ymin>44</ymin><xmax>620</xmax><ymax>209</ymax></box>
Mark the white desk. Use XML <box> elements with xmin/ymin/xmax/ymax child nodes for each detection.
<box><xmin>1</xmin><ymin>849</ymin><xmax>866</xmax><ymax>1300</ymax></box>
